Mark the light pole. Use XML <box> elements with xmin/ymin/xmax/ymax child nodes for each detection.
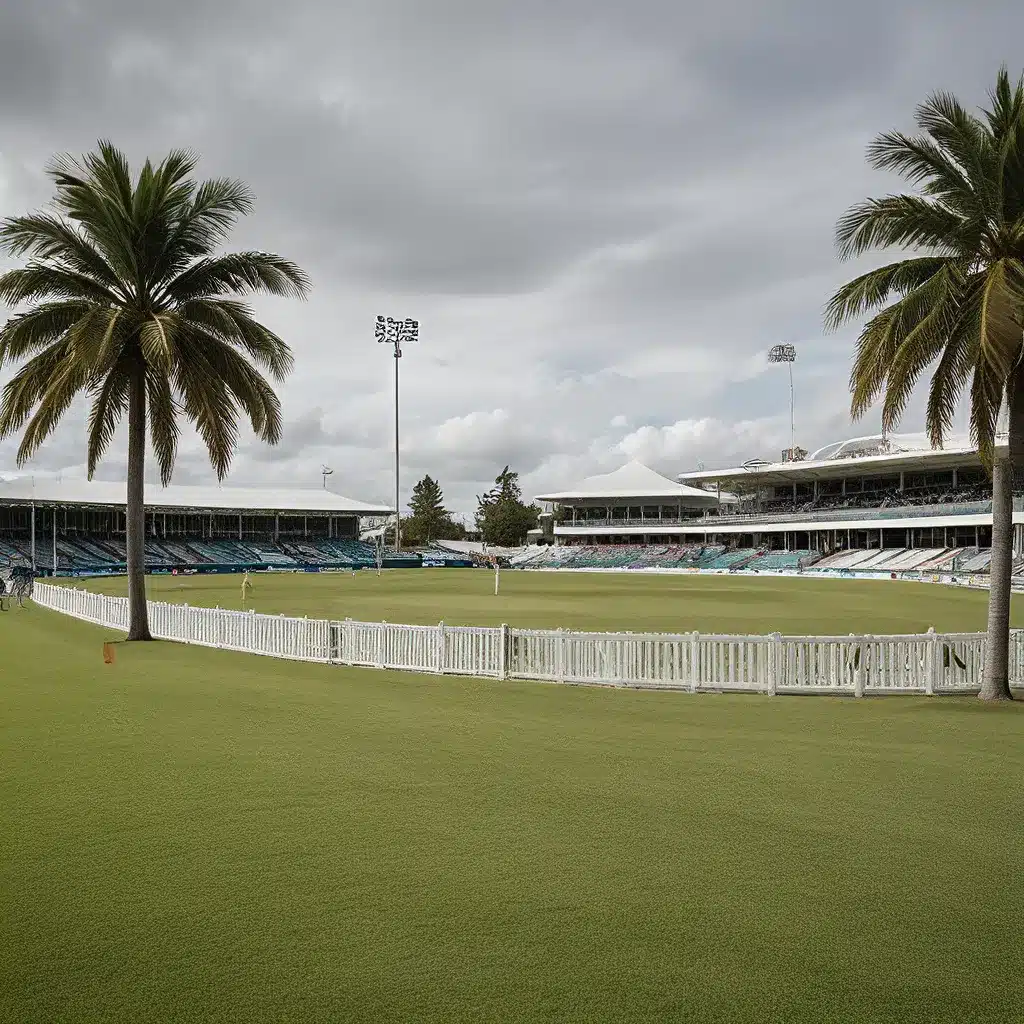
<box><xmin>321</xmin><ymin>465</ymin><xmax>333</xmax><ymax>489</ymax></box>
<box><xmin>375</xmin><ymin>315</ymin><xmax>419</xmax><ymax>551</ymax></box>
<box><xmin>768</xmin><ymin>343</ymin><xmax>797</xmax><ymax>456</ymax></box>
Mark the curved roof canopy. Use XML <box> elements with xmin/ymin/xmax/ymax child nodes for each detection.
<box><xmin>536</xmin><ymin>460</ymin><xmax>718</xmax><ymax>505</ymax></box>
<box><xmin>0</xmin><ymin>477</ymin><xmax>392</xmax><ymax>515</ymax></box>
<box><xmin>807</xmin><ymin>431</ymin><xmax>972</xmax><ymax>461</ymax></box>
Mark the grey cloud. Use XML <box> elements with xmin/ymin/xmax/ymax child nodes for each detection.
<box><xmin>2</xmin><ymin>0</ymin><xmax>1023</xmax><ymax>518</ymax></box>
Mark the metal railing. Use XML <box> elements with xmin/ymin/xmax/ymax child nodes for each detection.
<box><xmin>561</xmin><ymin>500</ymin><xmax>997</xmax><ymax>530</ymax></box>
<box><xmin>31</xmin><ymin>582</ymin><xmax>1024</xmax><ymax>696</ymax></box>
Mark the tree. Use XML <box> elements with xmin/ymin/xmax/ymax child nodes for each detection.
<box><xmin>0</xmin><ymin>142</ymin><xmax>309</xmax><ymax>640</ymax></box>
<box><xmin>407</xmin><ymin>475</ymin><xmax>449</xmax><ymax>542</ymax></box>
<box><xmin>476</xmin><ymin>466</ymin><xmax>539</xmax><ymax>546</ymax></box>
<box><xmin>826</xmin><ymin>69</ymin><xmax>1024</xmax><ymax>700</ymax></box>
<box><xmin>386</xmin><ymin>476</ymin><xmax>466</xmax><ymax>546</ymax></box>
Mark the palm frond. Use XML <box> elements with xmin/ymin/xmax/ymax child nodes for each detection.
<box><xmin>146</xmin><ymin>367</ymin><xmax>180</xmax><ymax>485</ymax></box>
<box><xmin>0</xmin><ymin>301</ymin><xmax>94</xmax><ymax>365</ymax></box>
<box><xmin>881</xmin><ymin>275</ymin><xmax>965</xmax><ymax>432</ymax></box>
<box><xmin>150</xmin><ymin>178</ymin><xmax>255</xmax><ymax>284</ymax></box>
<box><xmin>172</xmin><ymin>340</ymin><xmax>239</xmax><ymax>480</ymax></box>
<box><xmin>970</xmin><ymin>259</ymin><xmax>1024</xmax><ymax>454</ymax></box>
<box><xmin>0</xmin><ymin>214</ymin><xmax>128</xmax><ymax>298</ymax></box>
<box><xmin>835</xmin><ymin>195</ymin><xmax>971</xmax><ymax>260</ymax></box>
<box><xmin>0</xmin><ymin>263</ymin><xmax>122</xmax><ymax>306</ymax></box>
<box><xmin>161</xmin><ymin>251</ymin><xmax>311</xmax><ymax>303</ymax></box>
<box><xmin>49</xmin><ymin>143</ymin><xmax>138</xmax><ymax>286</ymax></box>
<box><xmin>138</xmin><ymin>313</ymin><xmax>177</xmax><ymax>372</ymax></box>
<box><xmin>177</xmin><ymin>326</ymin><xmax>282</xmax><ymax>447</ymax></box>
<box><xmin>824</xmin><ymin>256</ymin><xmax>952</xmax><ymax>330</ymax></box>
<box><xmin>984</xmin><ymin>68</ymin><xmax>1024</xmax><ymax>225</ymax></box>
<box><xmin>0</xmin><ymin>342</ymin><xmax>73</xmax><ymax>440</ymax></box>
<box><xmin>865</xmin><ymin>130</ymin><xmax>980</xmax><ymax>219</ymax></box>
<box><xmin>924</xmin><ymin>312</ymin><xmax>979</xmax><ymax>447</ymax></box>
<box><xmin>179</xmin><ymin>298</ymin><xmax>294</xmax><ymax>378</ymax></box>
<box><xmin>848</xmin><ymin>307</ymin><xmax>901</xmax><ymax>420</ymax></box>
<box><xmin>914</xmin><ymin>91</ymin><xmax>999</xmax><ymax>220</ymax></box>
<box><xmin>86</xmin><ymin>357</ymin><xmax>132</xmax><ymax>477</ymax></box>
<box><xmin>14</xmin><ymin>352</ymin><xmax>89</xmax><ymax>465</ymax></box>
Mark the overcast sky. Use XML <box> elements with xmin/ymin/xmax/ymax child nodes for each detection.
<box><xmin>1</xmin><ymin>0</ymin><xmax>1022</xmax><ymax>519</ymax></box>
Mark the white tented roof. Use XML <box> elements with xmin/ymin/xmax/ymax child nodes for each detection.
<box><xmin>678</xmin><ymin>435</ymin><xmax>990</xmax><ymax>487</ymax></box>
<box><xmin>536</xmin><ymin>460</ymin><xmax>719</xmax><ymax>504</ymax></box>
<box><xmin>0</xmin><ymin>476</ymin><xmax>391</xmax><ymax>515</ymax></box>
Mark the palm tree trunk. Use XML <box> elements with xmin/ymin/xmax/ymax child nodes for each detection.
<box><xmin>979</xmin><ymin>376</ymin><xmax>1023</xmax><ymax>700</ymax></box>
<box><xmin>125</xmin><ymin>355</ymin><xmax>152</xmax><ymax>641</ymax></box>
<box><xmin>980</xmin><ymin>455</ymin><xmax>1013</xmax><ymax>699</ymax></box>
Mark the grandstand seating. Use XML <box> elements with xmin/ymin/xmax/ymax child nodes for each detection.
<box><xmin>0</xmin><ymin>525</ymin><xmax>1007</xmax><ymax>579</ymax></box>
<box><xmin>511</xmin><ymin>544</ymin><xmax>821</xmax><ymax>571</ymax></box>
<box><xmin>511</xmin><ymin>543</ymin><xmax>1013</xmax><ymax>576</ymax></box>
<box><xmin>744</xmin><ymin>550</ymin><xmax>817</xmax><ymax>570</ymax></box>
<box><xmin>0</xmin><ymin>531</ymin><xmax>412</xmax><ymax>572</ymax></box>
<box><xmin>959</xmin><ymin>550</ymin><xmax>994</xmax><ymax>572</ymax></box>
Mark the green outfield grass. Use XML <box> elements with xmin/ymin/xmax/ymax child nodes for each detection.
<box><xmin>79</xmin><ymin>567</ymin><xmax>1024</xmax><ymax>634</ymax></box>
<box><xmin>2</xmin><ymin>601</ymin><xmax>1024</xmax><ymax>1023</ymax></box>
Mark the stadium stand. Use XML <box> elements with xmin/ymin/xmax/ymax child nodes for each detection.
<box><xmin>0</xmin><ymin>479</ymin><xmax>426</xmax><ymax>575</ymax></box>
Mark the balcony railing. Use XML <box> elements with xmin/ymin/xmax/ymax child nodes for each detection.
<box><xmin>556</xmin><ymin>498</ymin><xmax>1011</xmax><ymax>531</ymax></box>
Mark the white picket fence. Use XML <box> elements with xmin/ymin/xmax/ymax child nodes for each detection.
<box><xmin>31</xmin><ymin>582</ymin><xmax>1024</xmax><ymax>696</ymax></box>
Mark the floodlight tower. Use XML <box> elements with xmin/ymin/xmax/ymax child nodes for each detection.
<box><xmin>321</xmin><ymin>465</ymin><xmax>334</xmax><ymax>490</ymax></box>
<box><xmin>768</xmin><ymin>343</ymin><xmax>797</xmax><ymax>456</ymax></box>
<box><xmin>375</xmin><ymin>315</ymin><xmax>419</xmax><ymax>551</ymax></box>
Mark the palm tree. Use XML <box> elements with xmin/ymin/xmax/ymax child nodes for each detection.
<box><xmin>826</xmin><ymin>69</ymin><xmax>1024</xmax><ymax>700</ymax></box>
<box><xmin>0</xmin><ymin>142</ymin><xmax>309</xmax><ymax>640</ymax></box>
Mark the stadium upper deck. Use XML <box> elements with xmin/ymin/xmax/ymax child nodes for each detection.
<box><xmin>536</xmin><ymin>434</ymin><xmax>1024</xmax><ymax>556</ymax></box>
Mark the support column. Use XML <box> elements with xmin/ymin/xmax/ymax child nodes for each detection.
<box><xmin>238</xmin><ymin>514</ymin><xmax>242</xmax><ymax>540</ymax></box>
<box><xmin>30</xmin><ymin>503</ymin><xmax>36</xmax><ymax>572</ymax></box>
<box><xmin>275</xmin><ymin>514</ymin><xmax>280</xmax><ymax>542</ymax></box>
<box><xmin>899</xmin><ymin>471</ymin><xmax>904</xmax><ymax>492</ymax></box>
<box><xmin>952</xmin><ymin>467</ymin><xmax>958</xmax><ymax>488</ymax></box>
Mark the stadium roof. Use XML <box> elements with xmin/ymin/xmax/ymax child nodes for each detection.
<box><xmin>0</xmin><ymin>477</ymin><xmax>392</xmax><ymax>515</ymax></box>
<box><xmin>678</xmin><ymin>433</ymin><xmax>992</xmax><ymax>488</ymax></box>
<box><xmin>536</xmin><ymin>460</ymin><xmax>718</xmax><ymax>504</ymax></box>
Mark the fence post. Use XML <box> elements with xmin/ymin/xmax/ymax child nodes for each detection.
<box><xmin>689</xmin><ymin>631</ymin><xmax>700</xmax><ymax>693</ymax></box>
<box><xmin>768</xmin><ymin>633</ymin><xmax>781</xmax><ymax>696</ymax></box>
<box><xmin>854</xmin><ymin>635</ymin><xmax>868</xmax><ymax>698</ymax></box>
<box><xmin>556</xmin><ymin>629</ymin><xmax>565</xmax><ymax>684</ymax></box>
<box><xmin>499</xmin><ymin>623</ymin><xmax>509</xmax><ymax>680</ymax></box>
<box><xmin>437</xmin><ymin>621</ymin><xmax>445</xmax><ymax>674</ymax></box>
<box><xmin>378</xmin><ymin>621</ymin><xmax>387</xmax><ymax>670</ymax></box>
<box><xmin>926</xmin><ymin>627</ymin><xmax>937</xmax><ymax>696</ymax></box>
